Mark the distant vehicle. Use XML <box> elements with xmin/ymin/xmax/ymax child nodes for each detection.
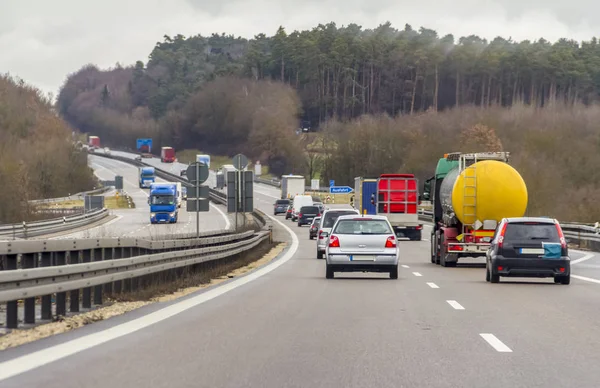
<box><xmin>182</xmin><ymin>186</ymin><xmax>187</xmax><ymax>200</ymax></box>
<box><xmin>325</xmin><ymin>215</ymin><xmax>399</xmax><ymax>279</ymax></box>
<box><xmin>135</xmin><ymin>155</ymin><xmax>142</xmax><ymax>161</ymax></box>
<box><xmin>291</xmin><ymin>195</ymin><xmax>313</xmax><ymax>222</ymax></box>
<box><xmin>196</xmin><ymin>154</ymin><xmax>211</xmax><ymax>168</ymax></box>
<box><xmin>424</xmin><ymin>152</ymin><xmax>528</xmax><ymax>267</ymax></box>
<box><xmin>175</xmin><ymin>182</ymin><xmax>182</xmax><ymax>208</ymax></box>
<box><xmin>136</xmin><ymin>138</ymin><xmax>152</xmax><ymax>154</ymax></box>
<box><xmin>221</xmin><ymin>165</ymin><xmax>236</xmax><ymax>186</ymax></box>
<box><xmin>285</xmin><ymin>204</ymin><xmax>293</xmax><ymax>220</ymax></box>
<box><xmin>312</xmin><ymin>196</ymin><xmax>322</xmax><ymax>203</ymax></box>
<box><xmin>161</xmin><ymin>147</ymin><xmax>176</xmax><ymax>163</ymax></box>
<box><xmin>103</xmin><ymin>147</ymin><xmax>111</xmax><ymax>155</ymax></box>
<box><xmin>180</xmin><ymin>169</ymin><xmax>187</xmax><ymax>177</ymax></box>
<box><xmin>297</xmin><ymin>205</ymin><xmax>321</xmax><ymax>227</ymax></box>
<box><xmin>316</xmin><ymin>208</ymin><xmax>360</xmax><ymax>260</ymax></box>
<box><xmin>486</xmin><ymin>217</ymin><xmax>570</xmax><ymax>284</ymax></box>
<box><xmin>309</xmin><ymin>217</ymin><xmax>321</xmax><ymax>239</ymax></box>
<box><xmin>273</xmin><ymin>199</ymin><xmax>290</xmax><ymax>215</ymax></box>
<box><xmin>281</xmin><ymin>175</ymin><xmax>305</xmax><ymax>199</ymax></box>
<box><xmin>149</xmin><ymin>183</ymin><xmax>178</xmax><ymax>224</ymax></box>
<box><xmin>216</xmin><ymin>171</ymin><xmax>224</xmax><ymax>189</ymax></box>
<box><xmin>138</xmin><ymin>166</ymin><xmax>156</xmax><ymax>188</ymax></box>
<box><xmin>88</xmin><ymin>136</ymin><xmax>100</xmax><ymax>149</ymax></box>
<box><xmin>354</xmin><ymin>177</ymin><xmax>378</xmax><ymax>215</ymax></box>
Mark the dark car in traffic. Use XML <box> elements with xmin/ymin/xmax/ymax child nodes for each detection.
<box><xmin>309</xmin><ymin>217</ymin><xmax>321</xmax><ymax>239</ymax></box>
<box><xmin>297</xmin><ymin>205</ymin><xmax>321</xmax><ymax>226</ymax></box>
<box><xmin>486</xmin><ymin>217</ymin><xmax>570</xmax><ymax>284</ymax></box>
<box><xmin>285</xmin><ymin>204</ymin><xmax>293</xmax><ymax>220</ymax></box>
<box><xmin>274</xmin><ymin>199</ymin><xmax>291</xmax><ymax>215</ymax></box>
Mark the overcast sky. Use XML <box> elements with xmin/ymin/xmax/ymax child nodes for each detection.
<box><xmin>1</xmin><ymin>0</ymin><xmax>597</xmax><ymax>97</ymax></box>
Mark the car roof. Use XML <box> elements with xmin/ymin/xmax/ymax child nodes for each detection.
<box><xmin>336</xmin><ymin>214</ymin><xmax>389</xmax><ymax>221</ymax></box>
<box><xmin>504</xmin><ymin>217</ymin><xmax>558</xmax><ymax>224</ymax></box>
<box><xmin>323</xmin><ymin>208</ymin><xmax>359</xmax><ymax>215</ymax></box>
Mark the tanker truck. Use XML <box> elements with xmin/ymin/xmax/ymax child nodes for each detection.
<box><xmin>424</xmin><ymin>152</ymin><xmax>528</xmax><ymax>267</ymax></box>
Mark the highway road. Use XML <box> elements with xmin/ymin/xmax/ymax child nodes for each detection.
<box><xmin>2</xmin><ymin>162</ymin><xmax>600</xmax><ymax>387</ymax></box>
<box><xmin>53</xmin><ymin>155</ymin><xmax>230</xmax><ymax>240</ymax></box>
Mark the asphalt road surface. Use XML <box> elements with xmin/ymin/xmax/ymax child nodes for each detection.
<box><xmin>2</xmin><ymin>172</ymin><xmax>600</xmax><ymax>387</ymax></box>
<box><xmin>52</xmin><ymin>155</ymin><xmax>230</xmax><ymax>240</ymax></box>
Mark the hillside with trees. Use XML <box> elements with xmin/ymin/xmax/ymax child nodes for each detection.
<box><xmin>0</xmin><ymin>75</ymin><xmax>95</xmax><ymax>223</ymax></box>
<box><xmin>56</xmin><ymin>22</ymin><xmax>600</xmax><ymax>220</ymax></box>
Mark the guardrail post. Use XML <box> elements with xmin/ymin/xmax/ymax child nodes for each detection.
<box><xmin>82</xmin><ymin>250</ymin><xmax>92</xmax><ymax>309</ymax></box>
<box><xmin>41</xmin><ymin>252</ymin><xmax>53</xmax><ymax>320</ymax></box>
<box><xmin>55</xmin><ymin>251</ymin><xmax>67</xmax><ymax>316</ymax></box>
<box><xmin>69</xmin><ymin>252</ymin><xmax>80</xmax><ymax>312</ymax></box>
<box><xmin>5</xmin><ymin>254</ymin><xmax>18</xmax><ymax>329</ymax></box>
<box><xmin>112</xmin><ymin>247</ymin><xmax>123</xmax><ymax>294</ymax></box>
<box><xmin>93</xmin><ymin>248</ymin><xmax>103</xmax><ymax>305</ymax></box>
<box><xmin>22</xmin><ymin>253</ymin><xmax>36</xmax><ymax>324</ymax></box>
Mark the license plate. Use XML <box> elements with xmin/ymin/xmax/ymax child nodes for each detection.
<box><xmin>307</xmin><ymin>217</ymin><xmax>313</xmax><ymax>220</ymax></box>
<box><xmin>349</xmin><ymin>255</ymin><xmax>376</xmax><ymax>261</ymax></box>
<box><xmin>520</xmin><ymin>248</ymin><xmax>544</xmax><ymax>254</ymax></box>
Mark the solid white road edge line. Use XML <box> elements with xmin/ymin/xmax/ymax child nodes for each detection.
<box><xmin>426</xmin><ymin>282</ymin><xmax>439</xmax><ymax>289</ymax></box>
<box><xmin>0</xmin><ymin>213</ymin><xmax>299</xmax><ymax>381</ymax></box>
<box><xmin>401</xmin><ymin>265</ymin><xmax>410</xmax><ymax>268</ymax></box>
<box><xmin>572</xmin><ymin>274</ymin><xmax>600</xmax><ymax>284</ymax></box>
<box><xmin>49</xmin><ymin>215</ymin><xmax>124</xmax><ymax>240</ymax></box>
<box><xmin>446</xmin><ymin>300</ymin><xmax>465</xmax><ymax>310</ymax></box>
<box><xmin>570</xmin><ymin>253</ymin><xmax>595</xmax><ymax>265</ymax></box>
<box><xmin>209</xmin><ymin>202</ymin><xmax>231</xmax><ymax>230</ymax></box>
<box><xmin>480</xmin><ymin>333</ymin><xmax>513</xmax><ymax>352</ymax></box>
<box><xmin>412</xmin><ymin>272</ymin><xmax>423</xmax><ymax>277</ymax></box>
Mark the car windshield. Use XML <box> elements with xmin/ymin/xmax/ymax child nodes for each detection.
<box><xmin>333</xmin><ymin>219</ymin><xmax>392</xmax><ymax>234</ymax></box>
<box><xmin>300</xmin><ymin>206</ymin><xmax>319</xmax><ymax>213</ymax></box>
<box><xmin>322</xmin><ymin>211</ymin><xmax>358</xmax><ymax>228</ymax></box>
<box><xmin>504</xmin><ymin>222</ymin><xmax>559</xmax><ymax>241</ymax></box>
<box><xmin>151</xmin><ymin>195</ymin><xmax>175</xmax><ymax>205</ymax></box>
<box><xmin>276</xmin><ymin>200</ymin><xmax>289</xmax><ymax>205</ymax></box>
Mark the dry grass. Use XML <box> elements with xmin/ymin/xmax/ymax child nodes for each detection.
<box><xmin>104</xmin><ymin>194</ymin><xmax>134</xmax><ymax>209</ymax></box>
<box><xmin>0</xmin><ymin>241</ymin><xmax>286</xmax><ymax>350</ymax></box>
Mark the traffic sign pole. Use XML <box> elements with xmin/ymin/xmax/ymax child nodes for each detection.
<box><xmin>196</xmin><ymin>162</ymin><xmax>200</xmax><ymax>239</ymax></box>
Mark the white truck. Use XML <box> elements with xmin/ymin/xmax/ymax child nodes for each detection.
<box><xmin>221</xmin><ymin>164</ymin><xmax>236</xmax><ymax>186</ymax></box>
<box><xmin>281</xmin><ymin>175</ymin><xmax>305</xmax><ymax>199</ymax></box>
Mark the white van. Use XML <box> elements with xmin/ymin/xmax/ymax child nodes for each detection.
<box><xmin>291</xmin><ymin>195</ymin><xmax>314</xmax><ymax>221</ymax></box>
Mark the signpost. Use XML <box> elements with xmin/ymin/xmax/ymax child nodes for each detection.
<box><xmin>186</xmin><ymin>162</ymin><xmax>210</xmax><ymax>238</ymax></box>
<box><xmin>227</xmin><ymin>154</ymin><xmax>254</xmax><ymax>231</ymax></box>
<box><xmin>329</xmin><ymin>180</ymin><xmax>335</xmax><ymax>187</ymax></box>
<box><xmin>329</xmin><ymin>186</ymin><xmax>353</xmax><ymax>194</ymax></box>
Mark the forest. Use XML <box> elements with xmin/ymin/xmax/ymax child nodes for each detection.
<box><xmin>55</xmin><ymin>22</ymin><xmax>600</xmax><ymax>220</ymax></box>
<box><xmin>0</xmin><ymin>75</ymin><xmax>95</xmax><ymax>223</ymax></box>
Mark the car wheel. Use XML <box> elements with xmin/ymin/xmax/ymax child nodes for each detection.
<box><xmin>490</xmin><ymin>273</ymin><xmax>500</xmax><ymax>283</ymax></box>
<box><xmin>317</xmin><ymin>251</ymin><xmax>323</xmax><ymax>260</ymax></box>
<box><xmin>485</xmin><ymin>263</ymin><xmax>491</xmax><ymax>282</ymax></box>
<box><xmin>309</xmin><ymin>236</ymin><xmax>314</xmax><ymax>240</ymax></box>
<box><xmin>297</xmin><ymin>222</ymin><xmax>302</xmax><ymax>227</ymax></box>
<box><xmin>559</xmin><ymin>275</ymin><xmax>570</xmax><ymax>285</ymax></box>
<box><xmin>326</xmin><ymin>265</ymin><xmax>334</xmax><ymax>279</ymax></box>
<box><xmin>390</xmin><ymin>266</ymin><xmax>398</xmax><ymax>279</ymax></box>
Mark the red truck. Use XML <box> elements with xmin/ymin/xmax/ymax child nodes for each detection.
<box><xmin>161</xmin><ymin>147</ymin><xmax>176</xmax><ymax>163</ymax></box>
<box><xmin>88</xmin><ymin>136</ymin><xmax>100</xmax><ymax>149</ymax></box>
<box><xmin>372</xmin><ymin>173</ymin><xmax>423</xmax><ymax>241</ymax></box>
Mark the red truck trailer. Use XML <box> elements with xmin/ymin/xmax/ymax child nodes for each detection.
<box><xmin>88</xmin><ymin>136</ymin><xmax>100</xmax><ymax>149</ymax></box>
<box><xmin>161</xmin><ymin>147</ymin><xmax>176</xmax><ymax>163</ymax></box>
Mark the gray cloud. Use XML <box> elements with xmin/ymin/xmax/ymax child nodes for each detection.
<box><xmin>1</xmin><ymin>0</ymin><xmax>598</xmax><ymax>97</ymax></box>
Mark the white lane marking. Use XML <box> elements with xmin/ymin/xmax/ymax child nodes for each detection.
<box><xmin>401</xmin><ymin>265</ymin><xmax>410</xmax><ymax>268</ymax></box>
<box><xmin>572</xmin><ymin>275</ymin><xmax>600</xmax><ymax>284</ymax></box>
<box><xmin>209</xmin><ymin>203</ymin><xmax>231</xmax><ymax>230</ymax></box>
<box><xmin>480</xmin><ymin>333</ymin><xmax>513</xmax><ymax>352</ymax></box>
<box><xmin>426</xmin><ymin>282</ymin><xmax>439</xmax><ymax>289</ymax></box>
<box><xmin>412</xmin><ymin>272</ymin><xmax>423</xmax><ymax>277</ymax></box>
<box><xmin>423</xmin><ymin>239</ymin><xmax>430</xmax><ymax>242</ymax></box>
<box><xmin>0</xmin><ymin>211</ymin><xmax>299</xmax><ymax>381</ymax></box>
<box><xmin>571</xmin><ymin>253</ymin><xmax>595</xmax><ymax>265</ymax></box>
<box><xmin>447</xmin><ymin>300</ymin><xmax>465</xmax><ymax>310</ymax></box>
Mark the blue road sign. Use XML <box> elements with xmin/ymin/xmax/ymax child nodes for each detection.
<box><xmin>329</xmin><ymin>180</ymin><xmax>335</xmax><ymax>187</ymax></box>
<box><xmin>329</xmin><ymin>186</ymin><xmax>353</xmax><ymax>194</ymax></box>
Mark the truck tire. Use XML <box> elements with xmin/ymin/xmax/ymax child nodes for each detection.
<box><xmin>440</xmin><ymin>235</ymin><xmax>456</xmax><ymax>267</ymax></box>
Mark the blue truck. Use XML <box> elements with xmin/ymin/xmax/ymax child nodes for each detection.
<box><xmin>139</xmin><ymin>167</ymin><xmax>156</xmax><ymax>188</ymax></box>
<box><xmin>149</xmin><ymin>183</ymin><xmax>178</xmax><ymax>224</ymax></box>
<box><xmin>353</xmin><ymin>177</ymin><xmax>378</xmax><ymax>215</ymax></box>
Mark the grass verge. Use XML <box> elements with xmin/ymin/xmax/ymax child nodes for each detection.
<box><xmin>104</xmin><ymin>194</ymin><xmax>135</xmax><ymax>209</ymax></box>
<box><xmin>0</xmin><ymin>240</ymin><xmax>286</xmax><ymax>350</ymax></box>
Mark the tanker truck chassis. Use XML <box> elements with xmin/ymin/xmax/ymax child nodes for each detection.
<box><xmin>425</xmin><ymin>152</ymin><xmax>528</xmax><ymax>267</ymax></box>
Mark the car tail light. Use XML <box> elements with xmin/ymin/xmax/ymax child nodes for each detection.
<box><xmin>497</xmin><ymin>266</ymin><xmax>503</xmax><ymax>271</ymax></box>
<box><xmin>329</xmin><ymin>235</ymin><xmax>340</xmax><ymax>247</ymax></box>
<box><xmin>385</xmin><ymin>235</ymin><xmax>396</xmax><ymax>248</ymax></box>
<box><xmin>497</xmin><ymin>222</ymin><xmax>508</xmax><ymax>249</ymax></box>
<box><xmin>416</xmin><ymin>225</ymin><xmax>423</xmax><ymax>230</ymax></box>
<box><xmin>298</xmin><ymin>213</ymin><xmax>303</xmax><ymax>218</ymax></box>
<box><xmin>559</xmin><ymin>267</ymin><xmax>566</xmax><ymax>273</ymax></box>
<box><xmin>554</xmin><ymin>221</ymin><xmax>567</xmax><ymax>249</ymax></box>
<box><xmin>318</xmin><ymin>230</ymin><xmax>325</xmax><ymax>239</ymax></box>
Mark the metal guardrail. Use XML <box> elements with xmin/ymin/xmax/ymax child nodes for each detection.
<box><xmin>0</xmin><ymin>229</ymin><xmax>269</xmax><ymax>328</ymax></box>
<box><xmin>0</xmin><ymin>208</ymin><xmax>109</xmax><ymax>240</ymax></box>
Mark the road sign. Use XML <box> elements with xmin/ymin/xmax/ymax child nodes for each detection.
<box><xmin>311</xmin><ymin>179</ymin><xmax>320</xmax><ymax>190</ymax></box>
<box><xmin>186</xmin><ymin>162</ymin><xmax>209</xmax><ymax>183</ymax></box>
<box><xmin>187</xmin><ymin>198</ymin><xmax>209</xmax><ymax>212</ymax></box>
<box><xmin>329</xmin><ymin>186</ymin><xmax>353</xmax><ymax>194</ymax></box>
<box><xmin>226</xmin><ymin>171</ymin><xmax>254</xmax><ymax>213</ymax></box>
<box><xmin>187</xmin><ymin>185</ymin><xmax>209</xmax><ymax>199</ymax></box>
<box><xmin>115</xmin><ymin>176</ymin><xmax>123</xmax><ymax>190</ymax></box>
<box><xmin>233</xmin><ymin>154</ymin><xmax>249</xmax><ymax>170</ymax></box>
<box><xmin>329</xmin><ymin>180</ymin><xmax>335</xmax><ymax>187</ymax></box>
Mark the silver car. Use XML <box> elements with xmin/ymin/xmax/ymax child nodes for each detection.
<box><xmin>316</xmin><ymin>208</ymin><xmax>360</xmax><ymax>259</ymax></box>
<box><xmin>325</xmin><ymin>215</ymin><xmax>400</xmax><ymax>279</ymax></box>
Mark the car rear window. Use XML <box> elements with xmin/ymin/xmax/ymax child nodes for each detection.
<box><xmin>322</xmin><ymin>211</ymin><xmax>358</xmax><ymax>228</ymax></box>
<box><xmin>504</xmin><ymin>222</ymin><xmax>559</xmax><ymax>242</ymax></box>
<box><xmin>276</xmin><ymin>200</ymin><xmax>290</xmax><ymax>205</ymax></box>
<box><xmin>300</xmin><ymin>206</ymin><xmax>319</xmax><ymax>213</ymax></box>
<box><xmin>333</xmin><ymin>219</ymin><xmax>392</xmax><ymax>234</ymax></box>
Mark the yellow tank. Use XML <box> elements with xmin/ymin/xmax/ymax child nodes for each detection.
<box><xmin>449</xmin><ymin>160</ymin><xmax>528</xmax><ymax>226</ymax></box>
